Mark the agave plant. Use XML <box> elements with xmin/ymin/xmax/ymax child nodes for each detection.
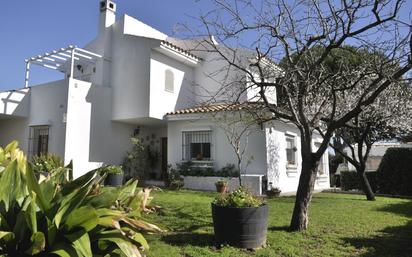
<box><xmin>0</xmin><ymin>141</ymin><xmax>162</xmax><ymax>257</ymax></box>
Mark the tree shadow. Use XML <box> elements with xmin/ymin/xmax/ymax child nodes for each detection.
<box><xmin>268</xmin><ymin>225</ymin><xmax>289</xmax><ymax>232</ymax></box>
<box><xmin>161</xmin><ymin>232</ymin><xmax>215</xmax><ymax>247</ymax></box>
<box><xmin>342</xmin><ymin>201</ymin><xmax>412</xmax><ymax>257</ymax></box>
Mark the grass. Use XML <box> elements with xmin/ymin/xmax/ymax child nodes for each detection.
<box><xmin>143</xmin><ymin>190</ymin><xmax>412</xmax><ymax>257</ymax></box>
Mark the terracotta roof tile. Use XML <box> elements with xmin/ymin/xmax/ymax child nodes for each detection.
<box><xmin>166</xmin><ymin>102</ymin><xmax>264</xmax><ymax>116</ymax></box>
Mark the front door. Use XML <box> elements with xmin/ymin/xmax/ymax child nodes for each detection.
<box><xmin>161</xmin><ymin>137</ymin><xmax>168</xmax><ymax>180</ymax></box>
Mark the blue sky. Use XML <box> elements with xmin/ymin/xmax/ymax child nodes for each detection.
<box><xmin>0</xmin><ymin>0</ymin><xmax>211</xmax><ymax>91</ymax></box>
<box><xmin>0</xmin><ymin>1</ymin><xmax>411</xmax><ymax>91</ymax></box>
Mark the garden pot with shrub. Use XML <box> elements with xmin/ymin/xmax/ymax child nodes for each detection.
<box><xmin>266</xmin><ymin>187</ymin><xmax>281</xmax><ymax>198</ymax></box>
<box><xmin>211</xmin><ymin>187</ymin><xmax>268</xmax><ymax>249</ymax></box>
<box><xmin>102</xmin><ymin>165</ymin><xmax>124</xmax><ymax>187</ymax></box>
<box><xmin>215</xmin><ymin>180</ymin><xmax>228</xmax><ymax>193</ymax></box>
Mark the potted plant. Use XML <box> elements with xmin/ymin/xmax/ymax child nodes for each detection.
<box><xmin>211</xmin><ymin>187</ymin><xmax>268</xmax><ymax>249</ymax></box>
<box><xmin>102</xmin><ymin>165</ymin><xmax>124</xmax><ymax>187</ymax></box>
<box><xmin>215</xmin><ymin>180</ymin><xmax>228</xmax><ymax>193</ymax></box>
<box><xmin>266</xmin><ymin>187</ymin><xmax>281</xmax><ymax>198</ymax></box>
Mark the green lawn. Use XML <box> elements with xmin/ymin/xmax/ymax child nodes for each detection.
<box><xmin>143</xmin><ymin>190</ymin><xmax>412</xmax><ymax>257</ymax></box>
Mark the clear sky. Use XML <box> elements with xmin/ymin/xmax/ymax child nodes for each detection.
<box><xmin>0</xmin><ymin>1</ymin><xmax>411</xmax><ymax>91</ymax></box>
<box><xmin>0</xmin><ymin>0</ymin><xmax>212</xmax><ymax>91</ymax></box>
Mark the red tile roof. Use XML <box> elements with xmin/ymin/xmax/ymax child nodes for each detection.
<box><xmin>166</xmin><ymin>102</ymin><xmax>266</xmax><ymax>116</ymax></box>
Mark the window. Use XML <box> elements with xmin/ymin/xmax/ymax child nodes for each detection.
<box><xmin>182</xmin><ymin>131</ymin><xmax>211</xmax><ymax>161</ymax></box>
<box><xmin>165</xmin><ymin>69</ymin><xmax>174</xmax><ymax>92</ymax></box>
<box><xmin>315</xmin><ymin>142</ymin><xmax>325</xmax><ymax>175</ymax></box>
<box><xmin>28</xmin><ymin>126</ymin><xmax>49</xmax><ymax>157</ymax></box>
<box><xmin>286</xmin><ymin>135</ymin><xmax>296</xmax><ymax>166</ymax></box>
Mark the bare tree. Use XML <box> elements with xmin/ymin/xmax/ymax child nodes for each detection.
<box><xmin>189</xmin><ymin>0</ymin><xmax>412</xmax><ymax>231</ymax></box>
<box><xmin>331</xmin><ymin>82</ymin><xmax>412</xmax><ymax>200</ymax></box>
<box><xmin>212</xmin><ymin>105</ymin><xmax>260</xmax><ymax>186</ymax></box>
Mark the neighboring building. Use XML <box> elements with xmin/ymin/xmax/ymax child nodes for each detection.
<box><xmin>0</xmin><ymin>1</ymin><xmax>330</xmax><ymax>194</ymax></box>
<box><xmin>343</xmin><ymin>142</ymin><xmax>412</xmax><ymax>172</ymax></box>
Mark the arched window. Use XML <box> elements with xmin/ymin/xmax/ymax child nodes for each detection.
<box><xmin>165</xmin><ymin>69</ymin><xmax>174</xmax><ymax>92</ymax></box>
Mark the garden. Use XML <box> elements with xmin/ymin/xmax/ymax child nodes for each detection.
<box><xmin>144</xmin><ymin>190</ymin><xmax>412</xmax><ymax>257</ymax></box>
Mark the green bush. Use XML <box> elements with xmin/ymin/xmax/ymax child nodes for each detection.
<box><xmin>177</xmin><ymin>162</ymin><xmax>239</xmax><ymax>177</ymax></box>
<box><xmin>213</xmin><ymin>187</ymin><xmax>264</xmax><ymax>208</ymax></box>
<box><xmin>98</xmin><ymin>165</ymin><xmax>123</xmax><ymax>174</ymax></box>
<box><xmin>376</xmin><ymin>147</ymin><xmax>412</xmax><ymax>196</ymax></box>
<box><xmin>340</xmin><ymin>171</ymin><xmax>377</xmax><ymax>192</ymax></box>
<box><xmin>0</xmin><ymin>141</ymin><xmax>161</xmax><ymax>256</ymax></box>
<box><xmin>32</xmin><ymin>153</ymin><xmax>64</xmax><ymax>173</ymax></box>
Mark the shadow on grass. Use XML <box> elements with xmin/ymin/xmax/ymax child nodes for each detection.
<box><xmin>268</xmin><ymin>225</ymin><xmax>289</xmax><ymax>232</ymax></box>
<box><xmin>342</xmin><ymin>201</ymin><xmax>412</xmax><ymax>257</ymax></box>
<box><xmin>161</xmin><ymin>232</ymin><xmax>215</xmax><ymax>247</ymax></box>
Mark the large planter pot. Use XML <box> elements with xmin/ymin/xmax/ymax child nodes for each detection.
<box><xmin>105</xmin><ymin>173</ymin><xmax>124</xmax><ymax>187</ymax></box>
<box><xmin>211</xmin><ymin>203</ymin><xmax>268</xmax><ymax>249</ymax></box>
<box><xmin>215</xmin><ymin>184</ymin><xmax>228</xmax><ymax>193</ymax></box>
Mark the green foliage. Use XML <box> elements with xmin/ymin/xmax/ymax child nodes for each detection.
<box><xmin>32</xmin><ymin>153</ymin><xmax>64</xmax><ymax>173</ymax></box>
<box><xmin>98</xmin><ymin>165</ymin><xmax>123</xmax><ymax>175</ymax></box>
<box><xmin>215</xmin><ymin>180</ymin><xmax>228</xmax><ymax>187</ymax></box>
<box><xmin>0</xmin><ymin>141</ymin><xmax>162</xmax><ymax>256</ymax></box>
<box><xmin>213</xmin><ymin>187</ymin><xmax>263</xmax><ymax>208</ymax></box>
<box><xmin>377</xmin><ymin>148</ymin><xmax>412</xmax><ymax>196</ymax></box>
<box><xmin>340</xmin><ymin>171</ymin><xmax>377</xmax><ymax>192</ymax></box>
<box><xmin>165</xmin><ymin>165</ymin><xmax>184</xmax><ymax>190</ymax></box>
<box><xmin>123</xmin><ymin>137</ymin><xmax>150</xmax><ymax>180</ymax></box>
<box><xmin>177</xmin><ymin>162</ymin><xmax>239</xmax><ymax>177</ymax></box>
<box><xmin>145</xmin><ymin>190</ymin><xmax>412</xmax><ymax>257</ymax></box>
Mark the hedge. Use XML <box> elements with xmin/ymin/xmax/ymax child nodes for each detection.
<box><xmin>340</xmin><ymin>171</ymin><xmax>377</xmax><ymax>192</ymax></box>
<box><xmin>376</xmin><ymin>147</ymin><xmax>412</xmax><ymax>196</ymax></box>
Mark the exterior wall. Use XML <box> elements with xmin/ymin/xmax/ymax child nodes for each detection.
<box><xmin>265</xmin><ymin>121</ymin><xmax>330</xmax><ymax>194</ymax></box>
<box><xmin>111</xmin><ymin>17</ymin><xmax>160</xmax><ymax>121</ymax></box>
<box><xmin>167</xmin><ymin>116</ymin><xmax>267</xmax><ymax>174</ymax></box>
<box><xmin>0</xmin><ymin>80</ymin><xmax>69</xmax><ymax>158</ymax></box>
<box><xmin>149</xmin><ymin>51</ymin><xmax>195</xmax><ymax>119</ymax></box>
<box><xmin>64</xmin><ymin>78</ymin><xmax>135</xmax><ymax>178</ymax></box>
<box><xmin>183</xmin><ymin>175</ymin><xmax>264</xmax><ymax>195</ymax></box>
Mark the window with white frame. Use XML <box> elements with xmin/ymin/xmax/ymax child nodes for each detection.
<box><xmin>28</xmin><ymin>126</ymin><xmax>49</xmax><ymax>157</ymax></box>
<box><xmin>182</xmin><ymin>131</ymin><xmax>212</xmax><ymax>161</ymax></box>
<box><xmin>285</xmin><ymin>135</ymin><xmax>297</xmax><ymax>166</ymax></box>
<box><xmin>165</xmin><ymin>69</ymin><xmax>174</xmax><ymax>92</ymax></box>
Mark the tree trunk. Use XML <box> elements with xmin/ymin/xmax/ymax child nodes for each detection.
<box><xmin>289</xmin><ymin>160</ymin><xmax>318</xmax><ymax>231</ymax></box>
<box><xmin>356</xmin><ymin>170</ymin><xmax>376</xmax><ymax>201</ymax></box>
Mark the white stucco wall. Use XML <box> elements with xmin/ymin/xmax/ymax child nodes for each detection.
<box><xmin>167</xmin><ymin>116</ymin><xmax>267</xmax><ymax>175</ymax></box>
<box><xmin>265</xmin><ymin>121</ymin><xmax>330</xmax><ymax>194</ymax></box>
<box><xmin>64</xmin><ymin>78</ymin><xmax>136</xmax><ymax>178</ymax></box>
<box><xmin>149</xmin><ymin>51</ymin><xmax>195</xmax><ymax>119</ymax></box>
<box><xmin>0</xmin><ymin>80</ymin><xmax>68</xmax><ymax>158</ymax></box>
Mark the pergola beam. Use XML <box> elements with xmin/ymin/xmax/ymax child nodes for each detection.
<box><xmin>24</xmin><ymin>45</ymin><xmax>102</xmax><ymax>88</ymax></box>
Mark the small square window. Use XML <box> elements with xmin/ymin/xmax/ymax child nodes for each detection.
<box><xmin>109</xmin><ymin>3</ymin><xmax>114</xmax><ymax>8</ymax></box>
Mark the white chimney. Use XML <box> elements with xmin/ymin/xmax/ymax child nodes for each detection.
<box><xmin>99</xmin><ymin>0</ymin><xmax>116</xmax><ymax>32</ymax></box>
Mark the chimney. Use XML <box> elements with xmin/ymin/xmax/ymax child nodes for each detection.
<box><xmin>99</xmin><ymin>0</ymin><xmax>116</xmax><ymax>32</ymax></box>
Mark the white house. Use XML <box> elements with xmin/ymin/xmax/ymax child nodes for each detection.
<box><xmin>0</xmin><ymin>1</ymin><xmax>330</xmax><ymax>195</ymax></box>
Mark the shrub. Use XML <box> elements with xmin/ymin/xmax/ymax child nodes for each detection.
<box><xmin>32</xmin><ymin>153</ymin><xmax>64</xmax><ymax>173</ymax></box>
<box><xmin>98</xmin><ymin>165</ymin><xmax>123</xmax><ymax>174</ymax></box>
<box><xmin>165</xmin><ymin>165</ymin><xmax>184</xmax><ymax>190</ymax></box>
<box><xmin>213</xmin><ymin>187</ymin><xmax>264</xmax><ymax>208</ymax></box>
<box><xmin>340</xmin><ymin>171</ymin><xmax>377</xmax><ymax>192</ymax></box>
<box><xmin>376</xmin><ymin>147</ymin><xmax>412</xmax><ymax>196</ymax></box>
<box><xmin>176</xmin><ymin>162</ymin><xmax>239</xmax><ymax>177</ymax></box>
<box><xmin>0</xmin><ymin>141</ymin><xmax>162</xmax><ymax>256</ymax></box>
